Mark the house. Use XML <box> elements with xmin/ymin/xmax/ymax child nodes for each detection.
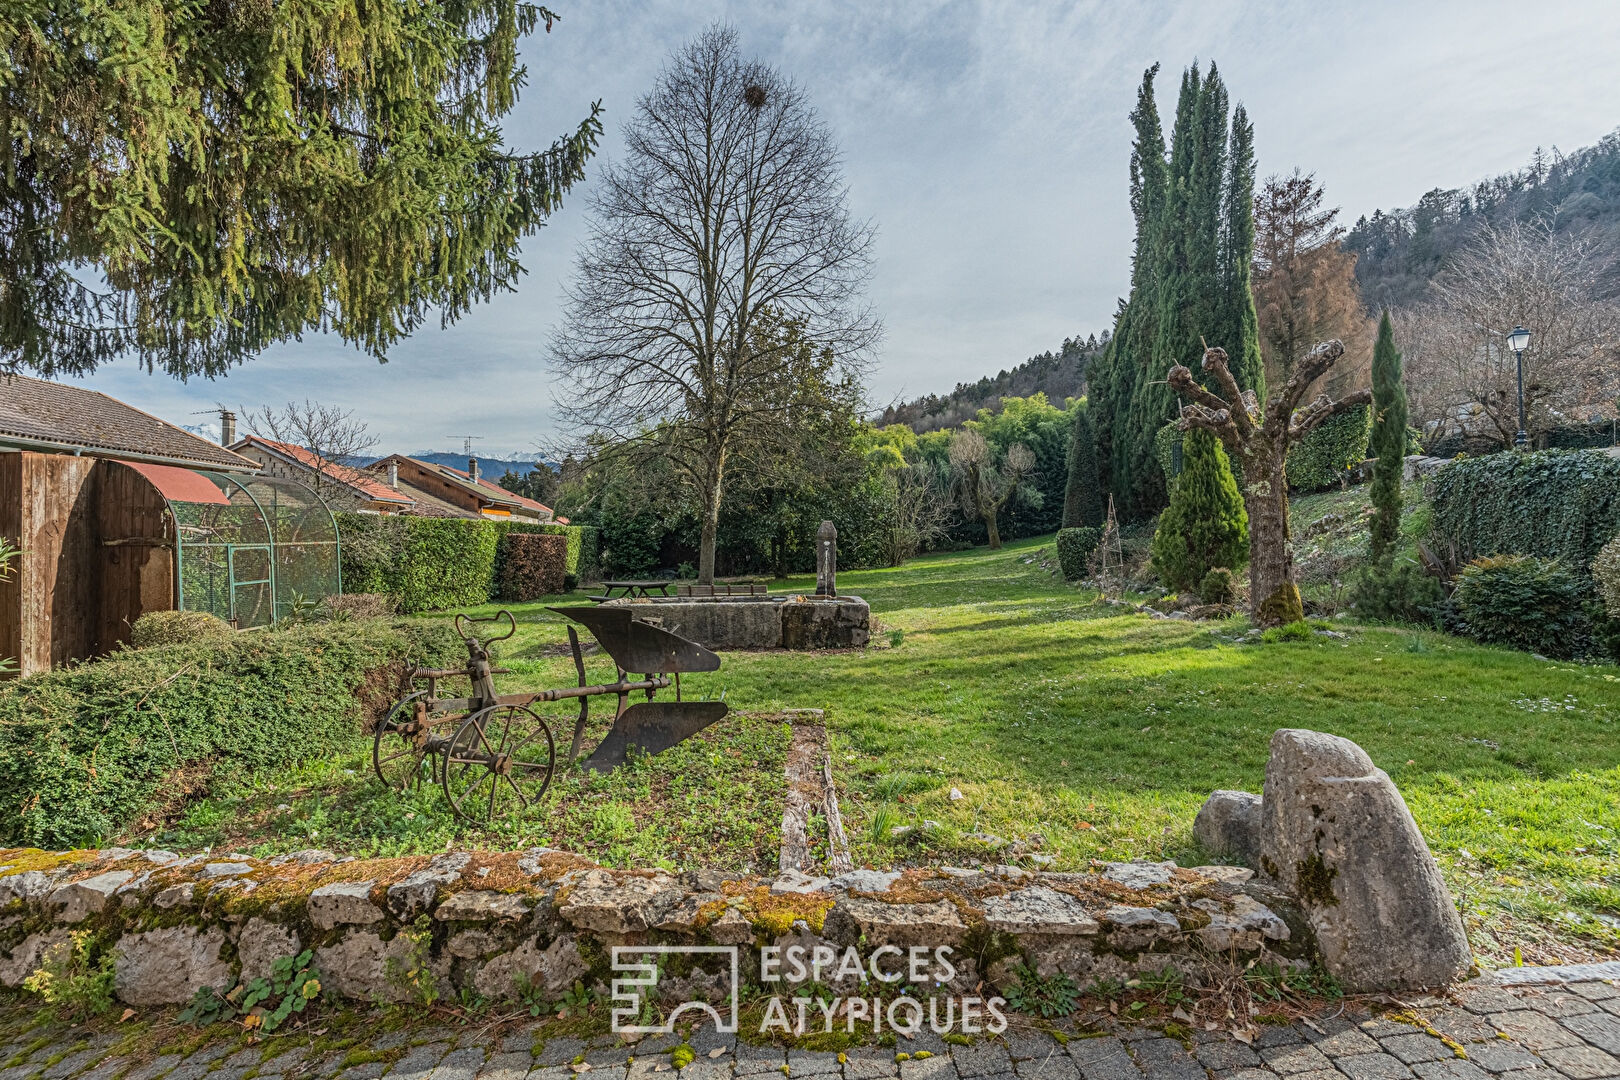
<box><xmin>1</xmin><ymin>375</ymin><xmax>341</xmax><ymax>676</ymax></box>
<box><xmin>366</xmin><ymin>455</ymin><xmax>554</xmax><ymax>522</ymax></box>
<box><xmin>230</xmin><ymin>434</ymin><xmax>416</xmax><ymax>515</ymax></box>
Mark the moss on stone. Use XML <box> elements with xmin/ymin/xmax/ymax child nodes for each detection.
<box><xmin>1293</xmin><ymin>853</ymin><xmax>1339</xmax><ymax>907</ymax></box>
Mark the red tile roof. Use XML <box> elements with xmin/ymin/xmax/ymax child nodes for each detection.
<box><xmin>437</xmin><ymin>462</ymin><xmax>552</xmax><ymax>515</ymax></box>
<box><xmin>238</xmin><ymin>437</ymin><xmax>415</xmax><ymax>504</ymax></box>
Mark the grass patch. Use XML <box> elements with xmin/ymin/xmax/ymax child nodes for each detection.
<box><xmin>110</xmin><ymin>535</ymin><xmax>1620</xmax><ymax>961</ymax></box>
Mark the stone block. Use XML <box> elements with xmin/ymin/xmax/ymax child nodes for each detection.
<box><xmin>0</xmin><ymin>870</ymin><xmax>57</xmax><ymax>906</ymax></box>
<box><xmin>981</xmin><ymin>886</ymin><xmax>1099</xmax><ymax>936</ymax></box>
<box><xmin>558</xmin><ymin>870</ymin><xmax>683</xmax><ymax>932</ymax></box>
<box><xmin>387</xmin><ymin>853</ymin><xmax>470</xmax><ymax>920</ymax></box>
<box><xmin>114</xmin><ymin>926</ymin><xmax>232</xmax><ymax>1005</ymax></box>
<box><xmin>823</xmin><ymin>897</ymin><xmax>966</xmax><ymax>948</ymax></box>
<box><xmin>472</xmin><ymin>934</ymin><xmax>588</xmax><ymax>1000</ymax></box>
<box><xmin>780</xmin><ymin>597</ymin><xmax>871</xmax><ymax>649</ymax></box>
<box><xmin>50</xmin><ymin>871</ymin><xmax>133</xmax><ymax>922</ymax></box>
<box><xmin>308</xmin><ymin>881</ymin><xmax>383</xmax><ymax>930</ymax></box>
<box><xmin>1194</xmin><ymin>790</ymin><xmax>1262</xmax><ymax>864</ymax></box>
<box><xmin>433</xmin><ymin>890</ymin><xmax>532</xmax><ymax>922</ymax></box>
<box><xmin>238</xmin><ymin>918</ymin><xmax>301</xmax><ymax>984</ymax></box>
<box><xmin>1259</xmin><ymin>728</ymin><xmax>1471</xmax><ymax>990</ymax></box>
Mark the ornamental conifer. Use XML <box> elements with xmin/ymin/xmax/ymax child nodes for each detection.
<box><xmin>1368</xmin><ymin>311</ymin><xmax>1408</xmax><ymax>564</ymax></box>
<box><xmin>1061</xmin><ymin>407</ymin><xmax>1104</xmax><ymax>528</ymax></box>
<box><xmin>1150</xmin><ymin>428</ymin><xmax>1248</xmax><ymax>592</ymax></box>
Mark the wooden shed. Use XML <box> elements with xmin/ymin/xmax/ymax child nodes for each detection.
<box><xmin>0</xmin><ymin>375</ymin><xmax>263</xmax><ymax>677</ymax></box>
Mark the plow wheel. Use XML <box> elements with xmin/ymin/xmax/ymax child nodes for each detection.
<box><xmin>373</xmin><ymin>691</ymin><xmax>434</xmax><ymax>792</ymax></box>
<box><xmin>442</xmin><ymin>705</ymin><xmax>556</xmax><ymax>824</ymax></box>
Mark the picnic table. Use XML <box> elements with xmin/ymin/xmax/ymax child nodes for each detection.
<box><xmin>592</xmin><ymin>579</ymin><xmax>676</xmax><ymax>602</ymax></box>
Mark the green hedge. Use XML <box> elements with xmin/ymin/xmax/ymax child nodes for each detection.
<box><xmin>1429</xmin><ymin>449</ymin><xmax>1620</xmax><ymax>581</ymax></box>
<box><xmin>336</xmin><ymin>514</ymin><xmax>600</xmax><ymax>611</ymax></box>
<box><xmin>1056</xmin><ymin>526</ymin><xmax>1101</xmax><ymax>581</ymax></box>
<box><xmin>0</xmin><ymin>620</ymin><xmax>461</xmax><ymax>848</ymax></box>
<box><xmin>499</xmin><ymin>533</ymin><xmax>568</xmax><ymax>600</ymax></box>
<box><xmin>498</xmin><ymin>522</ymin><xmax>601</xmax><ymax>589</ymax></box>
<box><xmin>1286</xmin><ymin>404</ymin><xmax>1371</xmax><ymax>493</ymax></box>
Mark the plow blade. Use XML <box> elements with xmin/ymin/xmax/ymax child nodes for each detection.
<box><xmin>580</xmin><ymin>700</ymin><xmax>729</xmax><ymax>773</ymax></box>
<box><xmin>550</xmin><ymin>606</ymin><xmax>721</xmax><ymax>674</ymax></box>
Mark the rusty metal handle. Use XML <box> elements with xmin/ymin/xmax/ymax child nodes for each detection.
<box><xmin>454</xmin><ymin>609</ymin><xmax>517</xmax><ymax>644</ymax></box>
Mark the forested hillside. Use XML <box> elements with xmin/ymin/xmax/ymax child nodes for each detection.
<box><xmin>879</xmin><ymin>333</ymin><xmax>1104</xmax><ymax>432</ymax></box>
<box><xmin>1345</xmin><ymin>130</ymin><xmax>1620</xmax><ymax>309</ymax></box>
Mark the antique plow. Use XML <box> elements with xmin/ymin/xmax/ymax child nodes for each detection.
<box><xmin>372</xmin><ymin>607</ymin><xmax>727</xmax><ymax>823</ymax></box>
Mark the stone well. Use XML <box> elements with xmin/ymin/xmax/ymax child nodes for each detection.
<box><xmin>607</xmin><ymin>594</ymin><xmax>870</xmax><ymax>650</ymax></box>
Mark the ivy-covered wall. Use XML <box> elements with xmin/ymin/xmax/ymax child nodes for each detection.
<box><xmin>1429</xmin><ymin>448</ymin><xmax>1620</xmax><ymax>579</ymax></box>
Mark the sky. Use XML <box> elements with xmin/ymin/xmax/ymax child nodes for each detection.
<box><xmin>53</xmin><ymin>0</ymin><xmax>1620</xmax><ymax>460</ymax></box>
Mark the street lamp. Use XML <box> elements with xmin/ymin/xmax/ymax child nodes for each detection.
<box><xmin>1508</xmin><ymin>325</ymin><xmax>1531</xmax><ymax>449</ymax></box>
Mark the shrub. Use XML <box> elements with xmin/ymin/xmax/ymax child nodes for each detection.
<box><xmin>336</xmin><ymin>514</ymin><xmax>500</xmax><ymax>612</ymax></box>
<box><xmin>1056</xmin><ymin>526</ymin><xmax>1101</xmax><ymax>581</ymax></box>
<box><xmin>1368</xmin><ymin>313</ymin><xmax>1408</xmax><ymax>565</ymax></box>
<box><xmin>1593</xmin><ymin>535</ymin><xmax>1620</xmax><ymax>617</ymax></box>
<box><xmin>318</xmin><ymin>593</ymin><xmax>396</xmax><ymax>620</ymax></box>
<box><xmin>499</xmin><ymin>533</ymin><xmax>568</xmax><ymax>600</ymax></box>
<box><xmin>1150</xmin><ymin>430</ymin><xmax>1247</xmax><ymax>592</ymax></box>
<box><xmin>1061</xmin><ymin>408</ymin><xmax>1104</xmax><ymax>529</ymax></box>
<box><xmin>1261</xmin><ymin>620</ymin><xmax>1314</xmax><ymax>643</ymax></box>
<box><xmin>129</xmin><ymin>610</ymin><xmax>233</xmax><ymax>648</ymax></box>
<box><xmin>1452</xmin><ymin>554</ymin><xmax>1589</xmax><ymax>658</ymax></box>
<box><xmin>1199</xmin><ymin>567</ymin><xmax>1236</xmax><ymax>606</ymax></box>
<box><xmin>496</xmin><ymin>523</ymin><xmax>600</xmax><ymax>591</ymax></box>
<box><xmin>0</xmin><ymin>620</ymin><xmax>461</xmax><ymax>848</ymax></box>
<box><xmin>1348</xmin><ymin>560</ymin><xmax>1444</xmax><ymax>624</ymax></box>
<box><xmin>1429</xmin><ymin>449</ymin><xmax>1620</xmax><ymax>581</ymax></box>
<box><xmin>1286</xmin><ymin>404</ymin><xmax>1371</xmax><ymax>493</ymax></box>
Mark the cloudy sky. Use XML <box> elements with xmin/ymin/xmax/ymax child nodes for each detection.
<box><xmin>57</xmin><ymin>0</ymin><xmax>1620</xmax><ymax>459</ymax></box>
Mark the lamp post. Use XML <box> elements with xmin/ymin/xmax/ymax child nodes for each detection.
<box><xmin>1508</xmin><ymin>324</ymin><xmax>1531</xmax><ymax>450</ymax></box>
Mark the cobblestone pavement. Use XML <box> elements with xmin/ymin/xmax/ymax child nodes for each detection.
<box><xmin>2</xmin><ymin>980</ymin><xmax>1617</xmax><ymax>1080</ymax></box>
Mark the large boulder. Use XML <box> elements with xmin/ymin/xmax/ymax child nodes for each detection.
<box><xmin>1259</xmin><ymin>729</ymin><xmax>1471</xmax><ymax>990</ymax></box>
<box><xmin>1193</xmin><ymin>790</ymin><xmax>1261</xmax><ymax>865</ymax></box>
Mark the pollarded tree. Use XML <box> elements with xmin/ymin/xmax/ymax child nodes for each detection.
<box><xmin>1368</xmin><ymin>312</ymin><xmax>1408</xmax><ymax>565</ymax></box>
<box><xmin>2</xmin><ymin>2</ymin><xmax>601</xmax><ymax>378</ymax></box>
<box><xmin>948</xmin><ymin>430</ymin><xmax>1037</xmax><ymax>550</ymax></box>
<box><xmin>551</xmin><ymin>26</ymin><xmax>878</xmax><ymax>584</ymax></box>
<box><xmin>1149</xmin><ymin>429</ymin><xmax>1247</xmax><ymax>593</ymax></box>
<box><xmin>1169</xmin><ymin>340</ymin><xmax>1370</xmax><ymax>625</ymax></box>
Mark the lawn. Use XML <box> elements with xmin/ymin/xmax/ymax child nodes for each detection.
<box><xmin>126</xmin><ymin>535</ymin><xmax>1620</xmax><ymax>966</ymax></box>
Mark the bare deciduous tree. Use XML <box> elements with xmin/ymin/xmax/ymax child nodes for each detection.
<box><xmin>949</xmin><ymin>430</ymin><xmax>1037</xmax><ymax>550</ymax></box>
<box><xmin>243</xmin><ymin>400</ymin><xmax>378</xmax><ymax>494</ymax></box>
<box><xmin>880</xmin><ymin>464</ymin><xmax>954</xmax><ymax>567</ymax></box>
<box><xmin>1170</xmin><ymin>340</ymin><xmax>1369</xmax><ymax>626</ymax></box>
<box><xmin>550</xmin><ymin>26</ymin><xmax>878</xmax><ymax>583</ymax></box>
<box><xmin>1399</xmin><ymin>219</ymin><xmax>1620</xmax><ymax>449</ymax></box>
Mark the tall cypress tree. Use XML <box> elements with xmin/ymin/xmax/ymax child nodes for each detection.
<box><xmin>1062</xmin><ymin>406</ymin><xmax>1104</xmax><ymax>528</ymax></box>
<box><xmin>1091</xmin><ymin>65</ymin><xmax>1167</xmax><ymax>515</ymax></box>
<box><xmin>1218</xmin><ymin>104</ymin><xmax>1265</xmax><ymax>402</ymax></box>
<box><xmin>1368</xmin><ymin>311</ymin><xmax>1407</xmax><ymax>564</ymax></box>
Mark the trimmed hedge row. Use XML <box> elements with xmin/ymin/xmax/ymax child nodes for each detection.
<box><xmin>1056</xmin><ymin>526</ymin><xmax>1101</xmax><ymax>580</ymax></box>
<box><xmin>499</xmin><ymin>533</ymin><xmax>568</xmax><ymax>600</ymax></box>
<box><xmin>336</xmin><ymin>514</ymin><xmax>601</xmax><ymax>612</ymax></box>
<box><xmin>0</xmin><ymin>620</ymin><xmax>461</xmax><ymax>848</ymax></box>
<box><xmin>1429</xmin><ymin>449</ymin><xmax>1620</xmax><ymax>579</ymax></box>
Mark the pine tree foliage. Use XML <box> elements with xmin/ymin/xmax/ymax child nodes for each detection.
<box><xmin>1061</xmin><ymin>406</ymin><xmax>1104</xmax><ymax>528</ymax></box>
<box><xmin>1368</xmin><ymin>311</ymin><xmax>1408</xmax><ymax>564</ymax></box>
<box><xmin>1087</xmin><ymin>61</ymin><xmax>1263</xmax><ymax>522</ymax></box>
<box><xmin>1</xmin><ymin>0</ymin><xmax>602</xmax><ymax>377</ymax></box>
<box><xmin>1149</xmin><ymin>428</ymin><xmax>1248</xmax><ymax>592</ymax></box>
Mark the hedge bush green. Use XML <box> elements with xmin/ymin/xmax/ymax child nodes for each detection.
<box><xmin>498</xmin><ymin>533</ymin><xmax>568</xmax><ymax>600</ymax></box>
<box><xmin>1429</xmin><ymin>449</ymin><xmax>1620</xmax><ymax>581</ymax></box>
<box><xmin>336</xmin><ymin>514</ymin><xmax>600</xmax><ymax>611</ymax></box>
<box><xmin>1452</xmin><ymin>554</ymin><xmax>1588</xmax><ymax>658</ymax></box>
<box><xmin>1286</xmin><ymin>404</ymin><xmax>1370</xmax><ymax>493</ymax></box>
<box><xmin>129</xmin><ymin>611</ymin><xmax>233</xmax><ymax>648</ymax></box>
<box><xmin>1056</xmin><ymin>527</ymin><xmax>1101</xmax><ymax>581</ymax></box>
<box><xmin>1348</xmin><ymin>559</ymin><xmax>1444</xmax><ymax>625</ymax></box>
<box><xmin>0</xmin><ymin>620</ymin><xmax>461</xmax><ymax>848</ymax></box>
<box><xmin>1199</xmin><ymin>567</ymin><xmax>1236</xmax><ymax>606</ymax></box>
<box><xmin>1593</xmin><ymin>535</ymin><xmax>1620</xmax><ymax>617</ymax></box>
